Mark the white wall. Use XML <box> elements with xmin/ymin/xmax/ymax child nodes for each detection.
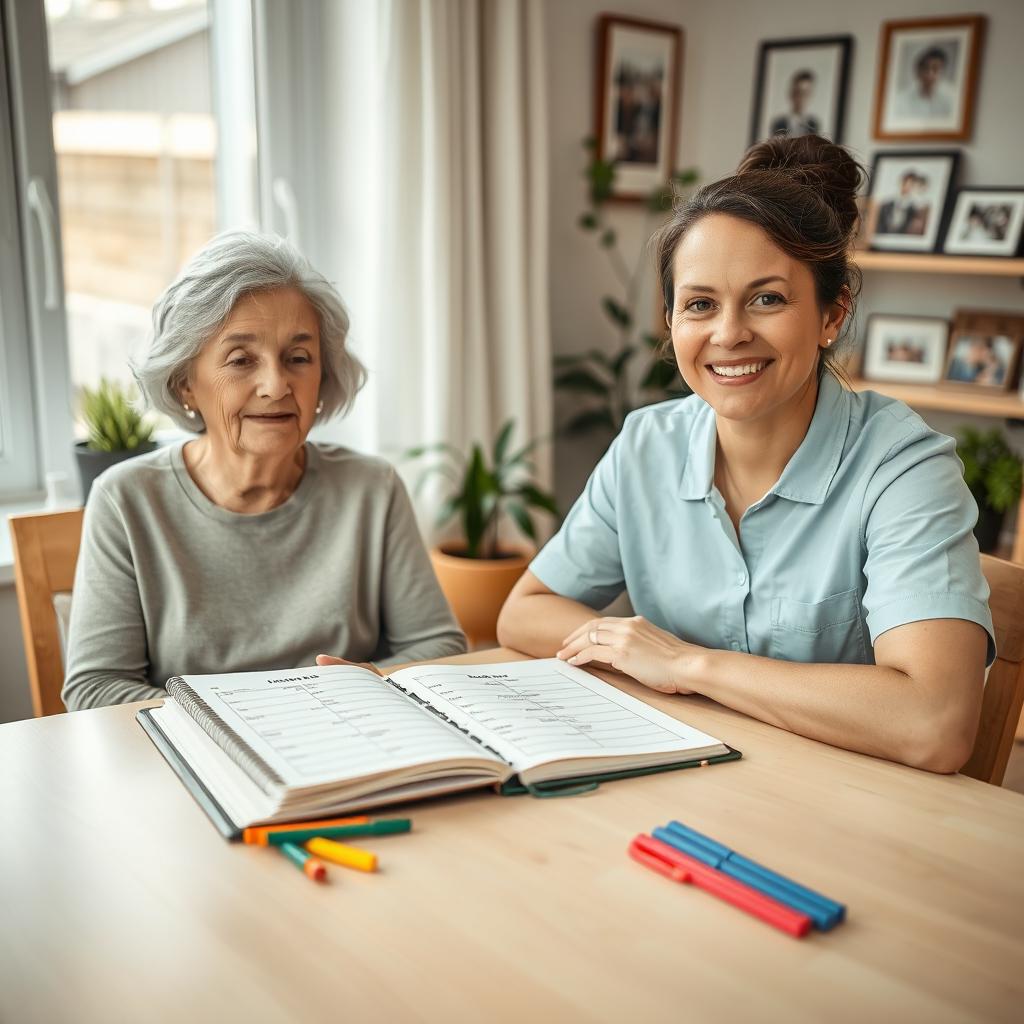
<box><xmin>545</xmin><ymin>0</ymin><xmax>1024</xmax><ymax>513</ymax></box>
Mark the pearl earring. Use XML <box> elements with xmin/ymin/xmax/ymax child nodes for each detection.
<box><xmin>825</xmin><ymin>338</ymin><xmax>834</xmax><ymax>347</ymax></box>
<box><xmin>183</xmin><ymin>403</ymin><xmax>197</xmax><ymax>420</ymax></box>
<box><xmin>315</xmin><ymin>401</ymin><xmax>324</xmax><ymax>415</ymax></box>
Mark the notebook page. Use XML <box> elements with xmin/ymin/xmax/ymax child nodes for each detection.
<box><xmin>174</xmin><ymin>664</ymin><xmax>499</xmax><ymax>787</ymax></box>
<box><xmin>389</xmin><ymin>659</ymin><xmax>724</xmax><ymax>773</ymax></box>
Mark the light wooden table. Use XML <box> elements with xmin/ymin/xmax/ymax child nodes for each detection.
<box><xmin>2</xmin><ymin>649</ymin><xmax>1024</xmax><ymax>1024</ymax></box>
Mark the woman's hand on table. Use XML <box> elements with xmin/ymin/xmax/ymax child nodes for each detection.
<box><xmin>556</xmin><ymin>616</ymin><xmax>702</xmax><ymax>695</ymax></box>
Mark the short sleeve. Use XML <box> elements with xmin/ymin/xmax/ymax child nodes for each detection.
<box><xmin>529</xmin><ymin>433</ymin><xmax>626</xmax><ymax>609</ymax></box>
<box><xmin>861</xmin><ymin>429</ymin><xmax>995</xmax><ymax>665</ymax></box>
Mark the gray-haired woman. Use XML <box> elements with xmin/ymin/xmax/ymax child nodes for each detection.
<box><xmin>63</xmin><ymin>231</ymin><xmax>466</xmax><ymax>710</ymax></box>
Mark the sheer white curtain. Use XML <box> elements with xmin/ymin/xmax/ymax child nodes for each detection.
<box><xmin>313</xmin><ymin>0</ymin><xmax>552</xmax><ymax>528</ymax></box>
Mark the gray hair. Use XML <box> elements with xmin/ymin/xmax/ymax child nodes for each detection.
<box><xmin>133</xmin><ymin>230</ymin><xmax>367</xmax><ymax>431</ymax></box>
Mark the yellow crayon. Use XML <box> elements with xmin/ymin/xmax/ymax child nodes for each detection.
<box><xmin>305</xmin><ymin>837</ymin><xmax>378</xmax><ymax>873</ymax></box>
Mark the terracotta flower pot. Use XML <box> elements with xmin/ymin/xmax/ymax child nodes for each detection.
<box><xmin>430</xmin><ymin>544</ymin><xmax>532</xmax><ymax>648</ymax></box>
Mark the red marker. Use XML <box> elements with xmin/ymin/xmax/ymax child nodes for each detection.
<box><xmin>629</xmin><ymin>834</ymin><xmax>811</xmax><ymax>938</ymax></box>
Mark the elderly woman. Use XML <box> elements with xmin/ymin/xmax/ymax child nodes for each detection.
<box><xmin>63</xmin><ymin>231</ymin><xmax>465</xmax><ymax>710</ymax></box>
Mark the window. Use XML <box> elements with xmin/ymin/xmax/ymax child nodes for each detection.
<box><xmin>0</xmin><ymin>0</ymin><xmax>74</xmax><ymax>499</ymax></box>
<box><xmin>0</xmin><ymin>0</ymin><xmax>260</xmax><ymax>501</ymax></box>
<box><xmin>46</xmin><ymin>0</ymin><xmax>256</xmax><ymax>424</ymax></box>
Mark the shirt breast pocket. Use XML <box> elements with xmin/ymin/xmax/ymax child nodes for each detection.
<box><xmin>769</xmin><ymin>587</ymin><xmax>868</xmax><ymax>664</ymax></box>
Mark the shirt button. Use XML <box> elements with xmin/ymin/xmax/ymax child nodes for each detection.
<box><xmin>730</xmin><ymin>641</ymin><xmax>741</xmax><ymax>651</ymax></box>
<box><xmin>736</xmin><ymin>572</ymin><xmax>747</xmax><ymax>586</ymax></box>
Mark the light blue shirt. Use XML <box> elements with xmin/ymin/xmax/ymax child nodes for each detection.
<box><xmin>532</xmin><ymin>372</ymin><xmax>995</xmax><ymax>666</ymax></box>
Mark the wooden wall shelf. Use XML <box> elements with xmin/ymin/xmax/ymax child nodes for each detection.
<box><xmin>852</xmin><ymin>251</ymin><xmax>1024</xmax><ymax>277</ymax></box>
<box><xmin>849</xmin><ymin>379</ymin><xmax>1024</xmax><ymax>419</ymax></box>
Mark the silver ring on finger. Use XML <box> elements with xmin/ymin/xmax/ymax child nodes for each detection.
<box><xmin>589</xmin><ymin>629</ymin><xmax>600</xmax><ymax>645</ymax></box>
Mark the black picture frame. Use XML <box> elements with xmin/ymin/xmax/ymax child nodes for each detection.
<box><xmin>941</xmin><ymin>187</ymin><xmax>1024</xmax><ymax>259</ymax></box>
<box><xmin>865</xmin><ymin>149</ymin><xmax>961</xmax><ymax>254</ymax></box>
<box><xmin>749</xmin><ymin>35</ymin><xmax>852</xmax><ymax>146</ymax></box>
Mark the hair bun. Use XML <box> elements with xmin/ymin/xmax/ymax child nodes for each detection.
<box><xmin>737</xmin><ymin>135</ymin><xmax>864</xmax><ymax>243</ymax></box>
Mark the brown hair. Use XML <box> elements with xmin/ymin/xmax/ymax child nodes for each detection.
<box><xmin>654</xmin><ymin>135</ymin><xmax>865</xmax><ymax>376</ymax></box>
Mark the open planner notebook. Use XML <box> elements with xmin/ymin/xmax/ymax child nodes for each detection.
<box><xmin>137</xmin><ymin>659</ymin><xmax>739</xmax><ymax>839</ymax></box>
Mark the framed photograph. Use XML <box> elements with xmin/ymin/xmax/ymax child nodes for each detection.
<box><xmin>595</xmin><ymin>15</ymin><xmax>683</xmax><ymax>201</ymax></box>
<box><xmin>862</xmin><ymin>314</ymin><xmax>949</xmax><ymax>385</ymax></box>
<box><xmin>943</xmin><ymin>310</ymin><xmax>1024</xmax><ymax>394</ymax></box>
<box><xmin>865</xmin><ymin>150</ymin><xmax>960</xmax><ymax>253</ymax></box>
<box><xmin>873</xmin><ymin>15</ymin><xmax>985</xmax><ymax>141</ymax></box>
<box><xmin>941</xmin><ymin>188</ymin><xmax>1024</xmax><ymax>258</ymax></box>
<box><xmin>749</xmin><ymin>35</ymin><xmax>852</xmax><ymax>145</ymax></box>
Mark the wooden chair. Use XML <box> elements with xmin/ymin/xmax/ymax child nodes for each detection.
<box><xmin>9</xmin><ymin>508</ymin><xmax>84</xmax><ymax>717</ymax></box>
<box><xmin>961</xmin><ymin>554</ymin><xmax>1024</xmax><ymax>786</ymax></box>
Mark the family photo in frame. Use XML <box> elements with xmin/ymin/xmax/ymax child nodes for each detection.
<box><xmin>864</xmin><ymin>150</ymin><xmax>959</xmax><ymax>253</ymax></box>
<box><xmin>749</xmin><ymin>35</ymin><xmax>851</xmax><ymax>145</ymax></box>
<box><xmin>873</xmin><ymin>15</ymin><xmax>985</xmax><ymax>141</ymax></box>
<box><xmin>942</xmin><ymin>188</ymin><xmax>1024</xmax><ymax>258</ymax></box>
<box><xmin>942</xmin><ymin>311</ymin><xmax>1024</xmax><ymax>393</ymax></box>
<box><xmin>860</xmin><ymin>314</ymin><xmax>950</xmax><ymax>385</ymax></box>
<box><xmin>594</xmin><ymin>15</ymin><xmax>682</xmax><ymax>201</ymax></box>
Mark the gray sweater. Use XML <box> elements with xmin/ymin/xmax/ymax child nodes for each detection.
<box><xmin>63</xmin><ymin>442</ymin><xmax>466</xmax><ymax>710</ymax></box>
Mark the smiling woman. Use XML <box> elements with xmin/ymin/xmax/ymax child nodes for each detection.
<box><xmin>63</xmin><ymin>231</ymin><xmax>466</xmax><ymax>711</ymax></box>
<box><xmin>498</xmin><ymin>135</ymin><xmax>995</xmax><ymax>774</ymax></box>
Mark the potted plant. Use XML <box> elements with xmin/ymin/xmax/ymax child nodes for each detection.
<box><xmin>956</xmin><ymin>426</ymin><xmax>1023</xmax><ymax>553</ymax></box>
<box><xmin>74</xmin><ymin>379</ymin><xmax>157</xmax><ymax>503</ymax></box>
<box><xmin>405</xmin><ymin>420</ymin><xmax>558</xmax><ymax>646</ymax></box>
<box><xmin>554</xmin><ymin>140</ymin><xmax>699</xmax><ymax>439</ymax></box>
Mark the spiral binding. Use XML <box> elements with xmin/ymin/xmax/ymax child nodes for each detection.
<box><xmin>168</xmin><ymin>676</ymin><xmax>286</xmax><ymax>794</ymax></box>
<box><xmin>385</xmin><ymin>677</ymin><xmax>510</xmax><ymax>766</ymax></box>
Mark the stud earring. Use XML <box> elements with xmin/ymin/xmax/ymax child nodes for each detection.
<box><xmin>315</xmin><ymin>401</ymin><xmax>324</xmax><ymax>415</ymax></box>
<box><xmin>825</xmin><ymin>338</ymin><xmax>834</xmax><ymax>347</ymax></box>
<box><xmin>183</xmin><ymin>403</ymin><xmax>197</xmax><ymax>420</ymax></box>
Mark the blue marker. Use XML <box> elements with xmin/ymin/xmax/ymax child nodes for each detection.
<box><xmin>665</xmin><ymin>821</ymin><xmax>845</xmax><ymax>926</ymax></box>
<box><xmin>651</xmin><ymin>827</ymin><xmax>838</xmax><ymax>930</ymax></box>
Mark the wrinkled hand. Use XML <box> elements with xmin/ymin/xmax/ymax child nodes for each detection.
<box><xmin>556</xmin><ymin>616</ymin><xmax>697</xmax><ymax>694</ymax></box>
<box><xmin>316</xmin><ymin>654</ymin><xmax>380</xmax><ymax>674</ymax></box>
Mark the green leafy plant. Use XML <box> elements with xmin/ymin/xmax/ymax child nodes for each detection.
<box><xmin>80</xmin><ymin>379</ymin><xmax>154</xmax><ymax>452</ymax></box>
<box><xmin>405</xmin><ymin>420</ymin><xmax>558</xmax><ymax>560</ymax></box>
<box><xmin>956</xmin><ymin>426</ymin><xmax>1023</xmax><ymax>513</ymax></box>
<box><xmin>554</xmin><ymin>138</ymin><xmax>699</xmax><ymax>438</ymax></box>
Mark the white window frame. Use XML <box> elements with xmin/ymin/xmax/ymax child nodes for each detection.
<box><xmin>0</xmin><ymin>0</ymin><xmax>73</xmax><ymax>501</ymax></box>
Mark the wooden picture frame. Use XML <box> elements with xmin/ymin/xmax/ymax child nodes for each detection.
<box><xmin>942</xmin><ymin>310</ymin><xmax>1024</xmax><ymax>395</ymax></box>
<box><xmin>749</xmin><ymin>35</ymin><xmax>852</xmax><ymax>146</ymax></box>
<box><xmin>864</xmin><ymin>149</ymin><xmax>960</xmax><ymax>254</ymax></box>
<box><xmin>594</xmin><ymin>15</ymin><xmax>683</xmax><ymax>202</ymax></box>
<box><xmin>872</xmin><ymin>15</ymin><xmax>985</xmax><ymax>142</ymax></box>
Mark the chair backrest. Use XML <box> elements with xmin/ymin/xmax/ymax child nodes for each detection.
<box><xmin>962</xmin><ymin>554</ymin><xmax>1024</xmax><ymax>786</ymax></box>
<box><xmin>8</xmin><ymin>508</ymin><xmax>84</xmax><ymax>717</ymax></box>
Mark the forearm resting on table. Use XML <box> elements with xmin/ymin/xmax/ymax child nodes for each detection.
<box><xmin>691</xmin><ymin>623</ymin><xmax>986</xmax><ymax>774</ymax></box>
<box><xmin>497</xmin><ymin>584</ymin><xmax>600</xmax><ymax>659</ymax></box>
<box><xmin>62</xmin><ymin>672</ymin><xmax>167</xmax><ymax>711</ymax></box>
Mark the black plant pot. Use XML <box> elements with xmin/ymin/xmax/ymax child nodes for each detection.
<box><xmin>74</xmin><ymin>441</ymin><xmax>158</xmax><ymax>505</ymax></box>
<box><xmin>973</xmin><ymin>503</ymin><xmax>1004</xmax><ymax>554</ymax></box>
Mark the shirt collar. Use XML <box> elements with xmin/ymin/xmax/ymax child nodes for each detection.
<box><xmin>676</xmin><ymin>372</ymin><xmax>850</xmax><ymax>505</ymax></box>
<box><xmin>678</xmin><ymin>399</ymin><xmax>717</xmax><ymax>500</ymax></box>
<box><xmin>771</xmin><ymin>372</ymin><xmax>850</xmax><ymax>505</ymax></box>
